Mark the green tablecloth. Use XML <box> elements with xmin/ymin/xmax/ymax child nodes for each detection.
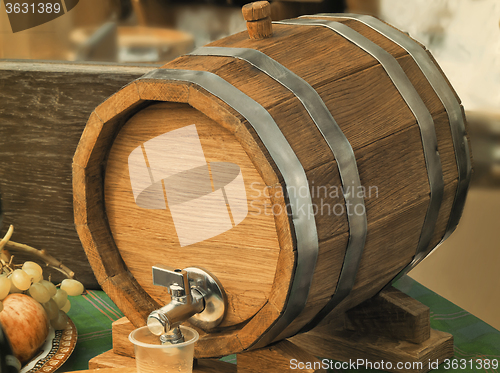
<box><xmin>57</xmin><ymin>276</ymin><xmax>500</xmax><ymax>372</ymax></box>
<box><xmin>58</xmin><ymin>289</ymin><xmax>124</xmax><ymax>372</ymax></box>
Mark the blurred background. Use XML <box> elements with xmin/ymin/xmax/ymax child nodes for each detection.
<box><xmin>0</xmin><ymin>0</ymin><xmax>499</xmax><ymax>331</ymax></box>
<box><xmin>0</xmin><ymin>0</ymin><xmax>345</xmax><ymax>63</ymax></box>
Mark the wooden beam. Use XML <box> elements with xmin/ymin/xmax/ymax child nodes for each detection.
<box><xmin>238</xmin><ymin>340</ymin><xmax>327</xmax><ymax>373</ymax></box>
<box><xmin>0</xmin><ymin>60</ymin><xmax>157</xmax><ymax>288</ymax></box>
<box><xmin>291</xmin><ymin>328</ymin><xmax>453</xmax><ymax>373</ymax></box>
<box><xmin>89</xmin><ymin>349</ymin><xmax>236</xmax><ymax>373</ymax></box>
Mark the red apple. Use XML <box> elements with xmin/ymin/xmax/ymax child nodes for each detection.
<box><xmin>0</xmin><ymin>293</ymin><xmax>50</xmax><ymax>364</ymax></box>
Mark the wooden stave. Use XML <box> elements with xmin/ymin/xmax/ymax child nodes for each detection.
<box><xmin>284</xmin><ymin>17</ymin><xmax>468</xmax><ymax>335</ymax></box>
<box><xmin>71</xmin><ymin>16</ymin><xmax>468</xmax><ymax>354</ymax></box>
<box><xmin>274</xmin><ymin>17</ymin><xmax>446</xmax><ymax>335</ymax></box>
<box><xmin>187</xmin><ymin>45</ymin><xmax>372</xmax><ymax>347</ymax></box>
<box><xmin>315</xmin><ymin>14</ymin><xmax>472</xmax><ymax>246</ymax></box>
<box><xmin>194</xmin><ymin>19</ymin><xmax>461</xmax><ymax>340</ymax></box>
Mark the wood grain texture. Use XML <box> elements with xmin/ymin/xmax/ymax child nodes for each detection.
<box><xmin>72</xmin><ymin>77</ymin><xmax>160</xmax><ymax>327</ymax></box>
<box><xmin>245</xmin><ymin>17</ymin><xmax>274</xmax><ymax>40</ymax></box>
<box><xmin>90</xmin><ymin>349</ymin><xmax>237</xmax><ymax>372</ymax></box>
<box><xmin>238</xmin><ymin>340</ymin><xmax>327</xmax><ymax>373</ymax></box>
<box><xmin>178</xmin><ymin>23</ymin><xmax>460</xmax><ymax>339</ymax></box>
<box><xmin>314</xmin><ymin>180</ymin><xmax>459</xmax><ymax>331</ymax></box>
<box><xmin>242</xmin><ymin>2</ymin><xmax>273</xmax><ymax>40</ymax></box>
<box><xmin>207</xmin><ymin>24</ymin><xmax>408</xmax><ymax>85</ymax></box>
<box><xmin>69</xmin><ymin>368</ymin><xmax>136</xmax><ymax>373</ymax></box>
<box><xmin>106</xmin><ymin>308</ymin><xmax>441</xmax><ymax>373</ymax></box>
<box><xmin>73</xmin><ymin>17</ymin><xmax>469</xmax><ymax>358</ymax></box>
<box><xmin>110</xmin><ymin>317</ymin><xmax>234</xmax><ymax>361</ymax></box>
<box><xmin>317</xmin><ymin>15</ymin><xmax>466</xmax><ymax>263</ymax></box>
<box><xmin>280</xmin><ymin>190</ymin><xmax>428</xmax><ymax>337</ymax></box>
<box><xmin>186</xmin><ymin>83</ymin><xmax>282</xmax><ymax>187</ymax></box>
<box><xmin>105</xmin><ymin>317</ymin><xmax>326</xmax><ymax>373</ymax></box>
<box><xmin>104</xmin><ymin>102</ymin><xmax>283</xmax><ymax>326</ymax></box>
<box><xmin>345</xmin><ymin>287</ymin><xmax>430</xmax><ymax>344</ymax></box>
<box><xmin>112</xmin><ymin>317</ymin><xmax>136</xmax><ymax>358</ymax></box>
<box><xmin>89</xmin><ymin>350</ymin><xmax>136</xmax><ymax>370</ymax></box>
<box><xmin>242</xmin><ymin>1</ymin><xmax>271</xmax><ymax>21</ymax></box>
<box><xmin>76</xmin><ymin>76</ymin><xmax>296</xmax><ymax>357</ymax></box>
<box><xmin>0</xmin><ymin>61</ymin><xmax>156</xmax><ymax>288</ymax></box>
<box><xmin>291</xmin><ymin>328</ymin><xmax>453</xmax><ymax>373</ymax></box>
<box><xmin>109</xmin><ymin>315</ymin><xmax>241</xmax><ymax>360</ymax></box>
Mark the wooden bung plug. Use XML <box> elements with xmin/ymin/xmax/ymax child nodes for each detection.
<box><xmin>242</xmin><ymin>1</ymin><xmax>273</xmax><ymax>40</ymax></box>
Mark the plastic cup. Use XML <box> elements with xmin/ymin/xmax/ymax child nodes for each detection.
<box><xmin>129</xmin><ymin>325</ymin><xmax>199</xmax><ymax>373</ymax></box>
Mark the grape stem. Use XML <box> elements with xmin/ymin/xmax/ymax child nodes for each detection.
<box><xmin>4</xmin><ymin>241</ymin><xmax>75</xmax><ymax>279</ymax></box>
<box><xmin>0</xmin><ymin>225</ymin><xmax>76</xmax><ymax>279</ymax></box>
<box><xmin>0</xmin><ymin>224</ymin><xmax>14</xmax><ymax>251</ymax></box>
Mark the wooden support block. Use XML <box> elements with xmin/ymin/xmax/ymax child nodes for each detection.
<box><xmin>90</xmin><ymin>349</ymin><xmax>236</xmax><ymax>372</ymax></box>
<box><xmin>97</xmin><ymin>328</ymin><xmax>326</xmax><ymax>372</ymax></box>
<box><xmin>89</xmin><ymin>349</ymin><xmax>136</xmax><ymax>369</ymax></box>
<box><xmin>107</xmin><ymin>289</ymin><xmax>451</xmax><ymax>373</ymax></box>
<box><xmin>238</xmin><ymin>340</ymin><xmax>326</xmax><ymax>373</ymax></box>
<box><xmin>112</xmin><ymin>317</ymin><xmax>136</xmax><ymax>357</ymax></box>
<box><xmin>344</xmin><ymin>287</ymin><xmax>431</xmax><ymax>344</ymax></box>
<box><xmin>67</xmin><ymin>368</ymin><xmax>136</xmax><ymax>373</ymax></box>
<box><xmin>288</xmin><ymin>287</ymin><xmax>453</xmax><ymax>373</ymax></box>
<box><xmin>195</xmin><ymin>360</ymin><xmax>237</xmax><ymax>373</ymax></box>
<box><xmin>290</xmin><ymin>328</ymin><xmax>453</xmax><ymax>373</ymax></box>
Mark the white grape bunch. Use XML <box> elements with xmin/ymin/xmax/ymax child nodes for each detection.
<box><xmin>0</xmin><ymin>260</ymin><xmax>85</xmax><ymax>330</ymax></box>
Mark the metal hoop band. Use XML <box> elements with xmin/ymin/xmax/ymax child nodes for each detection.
<box><xmin>311</xmin><ymin>13</ymin><xmax>471</xmax><ymax>271</ymax></box>
<box><xmin>137</xmin><ymin>68</ymin><xmax>319</xmax><ymax>347</ymax></box>
<box><xmin>274</xmin><ymin>18</ymin><xmax>444</xmax><ymax>332</ymax></box>
<box><xmin>189</xmin><ymin>46</ymin><xmax>367</xmax><ymax>346</ymax></box>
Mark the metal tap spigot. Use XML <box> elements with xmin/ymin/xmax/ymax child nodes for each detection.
<box><xmin>147</xmin><ymin>265</ymin><xmax>226</xmax><ymax>343</ymax></box>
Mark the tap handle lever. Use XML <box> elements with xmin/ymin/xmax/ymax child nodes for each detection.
<box><xmin>150</xmin><ymin>265</ymin><xmax>227</xmax><ymax>332</ymax></box>
<box><xmin>152</xmin><ymin>264</ymin><xmax>190</xmax><ymax>298</ymax></box>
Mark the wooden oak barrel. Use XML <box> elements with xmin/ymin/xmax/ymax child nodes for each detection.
<box><xmin>73</xmin><ymin>10</ymin><xmax>472</xmax><ymax>358</ymax></box>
